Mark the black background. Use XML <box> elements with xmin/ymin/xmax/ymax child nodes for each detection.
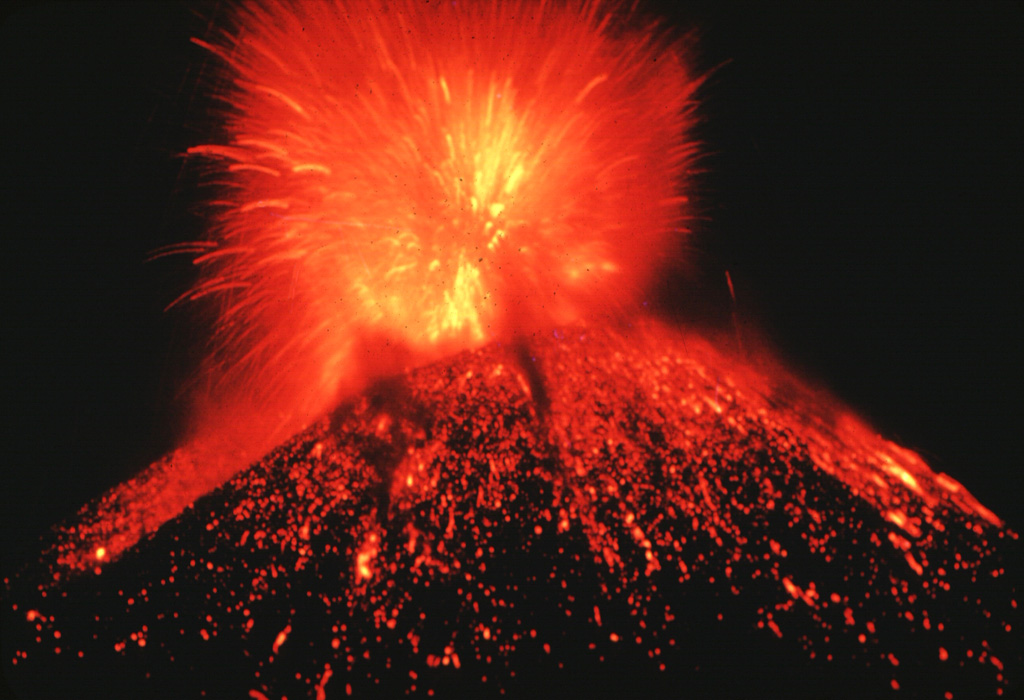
<box><xmin>2</xmin><ymin>0</ymin><xmax>1021</xmax><ymax>574</ymax></box>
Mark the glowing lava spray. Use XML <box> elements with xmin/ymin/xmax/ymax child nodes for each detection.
<box><xmin>65</xmin><ymin>0</ymin><xmax>700</xmax><ymax>566</ymax></box>
<box><xmin>11</xmin><ymin>6</ymin><xmax>1017</xmax><ymax>696</ymax></box>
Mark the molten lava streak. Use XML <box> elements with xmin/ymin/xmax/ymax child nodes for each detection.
<box><xmin>3</xmin><ymin>2</ymin><xmax>1019</xmax><ymax>698</ymax></box>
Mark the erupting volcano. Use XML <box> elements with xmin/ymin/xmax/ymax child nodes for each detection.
<box><xmin>2</xmin><ymin>2</ymin><xmax>1020</xmax><ymax>699</ymax></box>
<box><xmin>168</xmin><ymin>0</ymin><xmax>698</xmax><ymax>498</ymax></box>
<box><xmin>50</xmin><ymin>0</ymin><xmax>699</xmax><ymax>562</ymax></box>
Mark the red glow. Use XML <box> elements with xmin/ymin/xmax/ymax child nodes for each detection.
<box><xmin>354</xmin><ymin>530</ymin><xmax>381</xmax><ymax>585</ymax></box>
<box><xmin>272</xmin><ymin>624</ymin><xmax>291</xmax><ymax>655</ymax></box>
<box><xmin>8</xmin><ymin>3</ymin><xmax>1017</xmax><ymax>697</ymax></box>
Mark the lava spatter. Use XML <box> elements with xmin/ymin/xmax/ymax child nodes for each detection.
<box><xmin>4</xmin><ymin>321</ymin><xmax>1019</xmax><ymax>698</ymax></box>
<box><xmin>2</xmin><ymin>1</ymin><xmax>1019</xmax><ymax>697</ymax></box>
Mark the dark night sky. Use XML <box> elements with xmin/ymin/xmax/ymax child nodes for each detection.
<box><xmin>2</xmin><ymin>0</ymin><xmax>1022</xmax><ymax>572</ymax></box>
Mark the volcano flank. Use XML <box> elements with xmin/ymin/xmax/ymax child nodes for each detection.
<box><xmin>3</xmin><ymin>320</ymin><xmax>1019</xmax><ymax>699</ymax></box>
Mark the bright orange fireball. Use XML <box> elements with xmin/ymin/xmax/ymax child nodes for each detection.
<box><xmin>178</xmin><ymin>0</ymin><xmax>699</xmax><ymax>460</ymax></box>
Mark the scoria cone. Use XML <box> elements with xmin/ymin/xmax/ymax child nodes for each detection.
<box><xmin>5</xmin><ymin>321</ymin><xmax>1019</xmax><ymax>698</ymax></box>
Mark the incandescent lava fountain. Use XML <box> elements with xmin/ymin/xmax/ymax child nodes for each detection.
<box><xmin>2</xmin><ymin>2</ymin><xmax>1019</xmax><ymax>699</ymax></box>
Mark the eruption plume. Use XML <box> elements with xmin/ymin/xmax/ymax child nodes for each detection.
<box><xmin>177</xmin><ymin>0</ymin><xmax>698</xmax><ymax>470</ymax></box>
<box><xmin>44</xmin><ymin>0</ymin><xmax>699</xmax><ymax>566</ymax></box>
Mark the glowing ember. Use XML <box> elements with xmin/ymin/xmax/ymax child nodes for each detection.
<box><xmin>355</xmin><ymin>530</ymin><xmax>381</xmax><ymax>585</ymax></box>
<box><xmin>271</xmin><ymin>624</ymin><xmax>290</xmax><ymax>656</ymax></box>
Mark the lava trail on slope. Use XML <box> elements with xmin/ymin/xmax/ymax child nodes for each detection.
<box><xmin>3</xmin><ymin>320</ymin><xmax>1019</xmax><ymax>698</ymax></box>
